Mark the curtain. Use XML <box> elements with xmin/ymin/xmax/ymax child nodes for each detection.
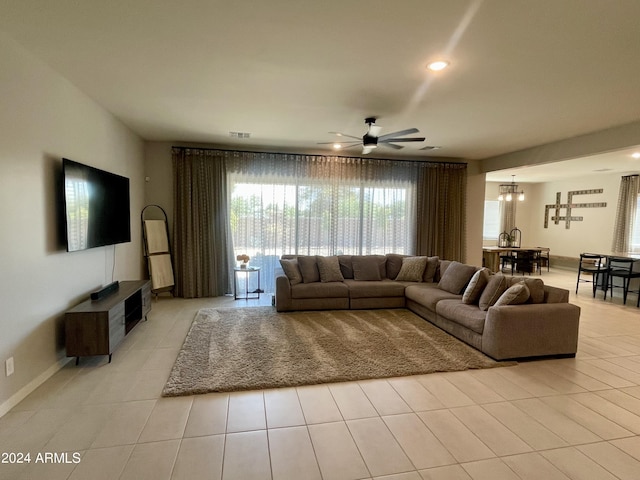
<box><xmin>172</xmin><ymin>147</ymin><xmax>467</xmax><ymax>295</ymax></box>
<box><xmin>499</xmin><ymin>200</ymin><xmax>516</xmax><ymax>236</ymax></box>
<box><xmin>612</xmin><ymin>174</ymin><xmax>640</xmax><ymax>253</ymax></box>
<box><xmin>415</xmin><ymin>162</ymin><xmax>467</xmax><ymax>261</ymax></box>
<box><xmin>226</xmin><ymin>152</ymin><xmax>422</xmax><ymax>293</ymax></box>
<box><xmin>172</xmin><ymin>148</ymin><xmax>232</xmax><ymax>297</ymax></box>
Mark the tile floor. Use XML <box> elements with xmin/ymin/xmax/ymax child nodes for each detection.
<box><xmin>2</xmin><ymin>269</ymin><xmax>640</xmax><ymax>479</ymax></box>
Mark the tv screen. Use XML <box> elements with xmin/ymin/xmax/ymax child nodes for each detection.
<box><xmin>62</xmin><ymin>158</ymin><xmax>131</xmax><ymax>252</ymax></box>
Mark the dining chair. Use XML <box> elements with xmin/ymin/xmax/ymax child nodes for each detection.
<box><xmin>537</xmin><ymin>247</ymin><xmax>550</xmax><ymax>273</ymax></box>
<box><xmin>604</xmin><ymin>257</ymin><xmax>640</xmax><ymax>306</ymax></box>
<box><xmin>576</xmin><ymin>253</ymin><xmax>607</xmax><ymax>297</ymax></box>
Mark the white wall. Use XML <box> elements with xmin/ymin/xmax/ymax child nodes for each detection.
<box><xmin>485</xmin><ymin>175</ymin><xmax>626</xmax><ymax>258</ymax></box>
<box><xmin>0</xmin><ymin>32</ymin><xmax>145</xmax><ymax>414</ymax></box>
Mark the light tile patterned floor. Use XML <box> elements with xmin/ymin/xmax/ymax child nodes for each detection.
<box><xmin>2</xmin><ymin>269</ymin><xmax>640</xmax><ymax>479</ymax></box>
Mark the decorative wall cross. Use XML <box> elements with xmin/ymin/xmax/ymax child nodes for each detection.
<box><xmin>544</xmin><ymin>189</ymin><xmax>607</xmax><ymax>229</ymax></box>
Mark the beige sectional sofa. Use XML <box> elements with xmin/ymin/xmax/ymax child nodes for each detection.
<box><xmin>275</xmin><ymin>254</ymin><xmax>581</xmax><ymax>360</ymax></box>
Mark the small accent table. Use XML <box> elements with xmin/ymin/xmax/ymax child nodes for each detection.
<box><xmin>234</xmin><ymin>267</ymin><xmax>262</xmax><ymax>300</ymax></box>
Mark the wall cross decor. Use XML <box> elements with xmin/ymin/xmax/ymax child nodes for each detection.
<box><xmin>544</xmin><ymin>189</ymin><xmax>607</xmax><ymax>229</ymax></box>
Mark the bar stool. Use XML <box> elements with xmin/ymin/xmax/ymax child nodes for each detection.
<box><xmin>576</xmin><ymin>253</ymin><xmax>607</xmax><ymax>297</ymax></box>
<box><xmin>604</xmin><ymin>257</ymin><xmax>640</xmax><ymax>306</ymax></box>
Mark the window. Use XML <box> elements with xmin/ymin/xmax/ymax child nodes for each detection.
<box><xmin>483</xmin><ymin>200</ymin><xmax>500</xmax><ymax>241</ymax></box>
<box><xmin>632</xmin><ymin>195</ymin><xmax>640</xmax><ymax>252</ymax></box>
<box><xmin>229</xmin><ymin>176</ymin><xmax>415</xmax><ymax>292</ymax></box>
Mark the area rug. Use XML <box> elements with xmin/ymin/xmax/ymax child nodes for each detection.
<box><xmin>162</xmin><ymin>307</ymin><xmax>514</xmax><ymax>396</ymax></box>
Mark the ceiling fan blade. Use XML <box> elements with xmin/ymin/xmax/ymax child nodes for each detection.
<box><xmin>379</xmin><ymin>143</ymin><xmax>404</xmax><ymax>150</ymax></box>
<box><xmin>328</xmin><ymin>131</ymin><xmax>362</xmax><ymax>141</ymax></box>
<box><xmin>377</xmin><ymin>128</ymin><xmax>419</xmax><ymax>141</ymax></box>
<box><xmin>380</xmin><ymin>137</ymin><xmax>425</xmax><ymax>143</ymax></box>
<box><xmin>317</xmin><ymin>141</ymin><xmax>361</xmax><ymax>145</ymax></box>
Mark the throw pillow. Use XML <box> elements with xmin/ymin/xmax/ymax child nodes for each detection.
<box><xmin>338</xmin><ymin>255</ymin><xmax>354</xmax><ymax>279</ymax></box>
<box><xmin>438</xmin><ymin>261</ymin><xmax>478</xmax><ymax>294</ymax></box>
<box><xmin>385</xmin><ymin>254</ymin><xmax>408</xmax><ymax>280</ymax></box>
<box><xmin>518</xmin><ymin>277</ymin><xmax>545</xmax><ymax>304</ymax></box>
<box><xmin>462</xmin><ymin>268</ymin><xmax>490</xmax><ymax>304</ymax></box>
<box><xmin>297</xmin><ymin>256</ymin><xmax>320</xmax><ymax>283</ymax></box>
<box><xmin>279</xmin><ymin>258</ymin><xmax>302</xmax><ymax>285</ymax></box>
<box><xmin>317</xmin><ymin>256</ymin><xmax>345</xmax><ymax>283</ymax></box>
<box><xmin>395</xmin><ymin>256</ymin><xmax>428</xmax><ymax>282</ymax></box>
<box><xmin>478</xmin><ymin>273</ymin><xmax>509</xmax><ymax>311</ymax></box>
<box><xmin>422</xmin><ymin>256</ymin><xmax>440</xmax><ymax>282</ymax></box>
<box><xmin>494</xmin><ymin>281</ymin><xmax>531</xmax><ymax>306</ymax></box>
<box><xmin>352</xmin><ymin>255</ymin><xmax>385</xmax><ymax>281</ymax></box>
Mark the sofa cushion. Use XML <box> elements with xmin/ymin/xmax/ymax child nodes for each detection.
<box><xmin>462</xmin><ymin>268</ymin><xmax>490</xmax><ymax>304</ymax></box>
<box><xmin>279</xmin><ymin>258</ymin><xmax>303</xmax><ymax>285</ymax></box>
<box><xmin>338</xmin><ymin>255</ymin><xmax>354</xmax><ymax>279</ymax></box>
<box><xmin>344</xmin><ymin>279</ymin><xmax>407</xmax><ymax>299</ymax></box>
<box><xmin>436</xmin><ymin>260</ymin><xmax>451</xmax><ymax>282</ymax></box>
<box><xmin>352</xmin><ymin>255</ymin><xmax>386</xmax><ymax>281</ymax></box>
<box><xmin>385</xmin><ymin>254</ymin><xmax>408</xmax><ymax>279</ymax></box>
<box><xmin>438</xmin><ymin>261</ymin><xmax>478</xmax><ymax>294</ymax></box>
<box><xmin>507</xmin><ymin>277</ymin><xmax>545</xmax><ymax>304</ymax></box>
<box><xmin>317</xmin><ymin>256</ymin><xmax>345</xmax><ymax>283</ymax></box>
<box><xmin>298</xmin><ymin>256</ymin><xmax>320</xmax><ymax>283</ymax></box>
<box><xmin>435</xmin><ymin>299</ymin><xmax>488</xmax><ymax>334</ymax></box>
<box><xmin>423</xmin><ymin>256</ymin><xmax>440</xmax><ymax>283</ymax></box>
<box><xmin>291</xmin><ymin>282</ymin><xmax>349</xmax><ymax>299</ymax></box>
<box><xmin>395</xmin><ymin>256</ymin><xmax>428</xmax><ymax>282</ymax></box>
<box><xmin>405</xmin><ymin>283</ymin><xmax>462</xmax><ymax>313</ymax></box>
<box><xmin>478</xmin><ymin>273</ymin><xmax>509</xmax><ymax>311</ymax></box>
<box><xmin>495</xmin><ymin>281</ymin><xmax>530</xmax><ymax>306</ymax></box>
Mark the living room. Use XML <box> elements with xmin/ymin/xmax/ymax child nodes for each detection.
<box><xmin>2</xmin><ymin>1</ymin><xmax>640</xmax><ymax>479</ymax></box>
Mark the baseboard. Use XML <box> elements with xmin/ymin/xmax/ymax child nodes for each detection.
<box><xmin>0</xmin><ymin>356</ymin><xmax>73</xmax><ymax>418</ymax></box>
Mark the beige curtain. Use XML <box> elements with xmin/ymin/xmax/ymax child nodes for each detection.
<box><xmin>612</xmin><ymin>174</ymin><xmax>640</xmax><ymax>253</ymax></box>
<box><xmin>499</xmin><ymin>200</ymin><xmax>516</xmax><ymax>236</ymax></box>
<box><xmin>172</xmin><ymin>148</ymin><xmax>232</xmax><ymax>297</ymax></box>
<box><xmin>415</xmin><ymin>163</ymin><xmax>467</xmax><ymax>261</ymax></box>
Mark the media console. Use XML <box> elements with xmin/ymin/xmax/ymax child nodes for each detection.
<box><xmin>65</xmin><ymin>280</ymin><xmax>151</xmax><ymax>364</ymax></box>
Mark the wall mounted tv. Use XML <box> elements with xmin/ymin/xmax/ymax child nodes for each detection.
<box><xmin>62</xmin><ymin>158</ymin><xmax>131</xmax><ymax>252</ymax></box>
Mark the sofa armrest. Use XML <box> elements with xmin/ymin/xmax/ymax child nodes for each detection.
<box><xmin>482</xmin><ymin>303</ymin><xmax>581</xmax><ymax>360</ymax></box>
<box><xmin>275</xmin><ymin>275</ymin><xmax>293</xmax><ymax>312</ymax></box>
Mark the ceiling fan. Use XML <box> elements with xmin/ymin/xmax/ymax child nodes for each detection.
<box><xmin>319</xmin><ymin>117</ymin><xmax>426</xmax><ymax>154</ymax></box>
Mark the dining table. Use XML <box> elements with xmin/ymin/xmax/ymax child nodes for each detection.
<box><xmin>482</xmin><ymin>246</ymin><xmax>547</xmax><ymax>273</ymax></box>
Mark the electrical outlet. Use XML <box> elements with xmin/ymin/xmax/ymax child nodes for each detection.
<box><xmin>5</xmin><ymin>357</ymin><xmax>14</xmax><ymax>377</ymax></box>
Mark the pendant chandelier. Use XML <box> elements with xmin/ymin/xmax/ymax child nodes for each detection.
<box><xmin>498</xmin><ymin>175</ymin><xmax>525</xmax><ymax>201</ymax></box>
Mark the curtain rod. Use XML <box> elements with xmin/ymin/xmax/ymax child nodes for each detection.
<box><xmin>170</xmin><ymin>145</ymin><xmax>466</xmax><ymax>167</ymax></box>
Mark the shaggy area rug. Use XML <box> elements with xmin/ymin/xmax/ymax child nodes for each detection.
<box><xmin>163</xmin><ymin>307</ymin><xmax>514</xmax><ymax>396</ymax></box>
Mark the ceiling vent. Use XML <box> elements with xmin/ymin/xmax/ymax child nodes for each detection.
<box><xmin>229</xmin><ymin>131</ymin><xmax>251</xmax><ymax>139</ymax></box>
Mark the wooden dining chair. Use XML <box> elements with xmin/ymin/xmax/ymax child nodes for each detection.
<box><xmin>604</xmin><ymin>257</ymin><xmax>640</xmax><ymax>306</ymax></box>
<box><xmin>576</xmin><ymin>253</ymin><xmax>607</xmax><ymax>297</ymax></box>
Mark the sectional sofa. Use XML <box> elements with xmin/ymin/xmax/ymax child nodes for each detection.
<box><xmin>275</xmin><ymin>254</ymin><xmax>581</xmax><ymax>360</ymax></box>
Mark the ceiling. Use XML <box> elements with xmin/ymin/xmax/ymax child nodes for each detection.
<box><xmin>1</xmin><ymin>0</ymin><xmax>640</xmax><ymax>161</ymax></box>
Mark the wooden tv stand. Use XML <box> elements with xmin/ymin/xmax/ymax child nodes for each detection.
<box><xmin>65</xmin><ymin>280</ymin><xmax>151</xmax><ymax>364</ymax></box>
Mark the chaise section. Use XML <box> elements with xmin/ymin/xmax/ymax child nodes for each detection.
<box><xmin>482</xmin><ymin>302</ymin><xmax>580</xmax><ymax>359</ymax></box>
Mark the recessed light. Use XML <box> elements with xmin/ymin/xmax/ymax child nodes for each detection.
<box><xmin>427</xmin><ymin>61</ymin><xmax>449</xmax><ymax>71</ymax></box>
<box><xmin>632</xmin><ymin>152</ymin><xmax>640</xmax><ymax>159</ymax></box>
<box><xmin>333</xmin><ymin>143</ymin><xmax>342</xmax><ymax>150</ymax></box>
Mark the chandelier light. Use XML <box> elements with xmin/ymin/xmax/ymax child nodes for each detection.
<box><xmin>498</xmin><ymin>175</ymin><xmax>525</xmax><ymax>201</ymax></box>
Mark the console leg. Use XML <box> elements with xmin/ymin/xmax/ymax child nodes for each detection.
<box><xmin>75</xmin><ymin>357</ymin><xmax>79</xmax><ymax>366</ymax></box>
<box><xmin>108</xmin><ymin>354</ymin><xmax>112</xmax><ymax>363</ymax></box>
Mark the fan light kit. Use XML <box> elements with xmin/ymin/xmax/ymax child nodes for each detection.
<box><xmin>320</xmin><ymin>117</ymin><xmax>426</xmax><ymax>155</ymax></box>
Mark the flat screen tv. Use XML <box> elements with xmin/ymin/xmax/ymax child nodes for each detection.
<box><xmin>62</xmin><ymin>158</ymin><xmax>131</xmax><ymax>252</ymax></box>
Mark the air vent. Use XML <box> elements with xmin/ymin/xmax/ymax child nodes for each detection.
<box><xmin>593</xmin><ymin>168</ymin><xmax>612</xmax><ymax>172</ymax></box>
<box><xmin>420</xmin><ymin>146</ymin><xmax>441</xmax><ymax>151</ymax></box>
<box><xmin>229</xmin><ymin>131</ymin><xmax>251</xmax><ymax>139</ymax></box>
